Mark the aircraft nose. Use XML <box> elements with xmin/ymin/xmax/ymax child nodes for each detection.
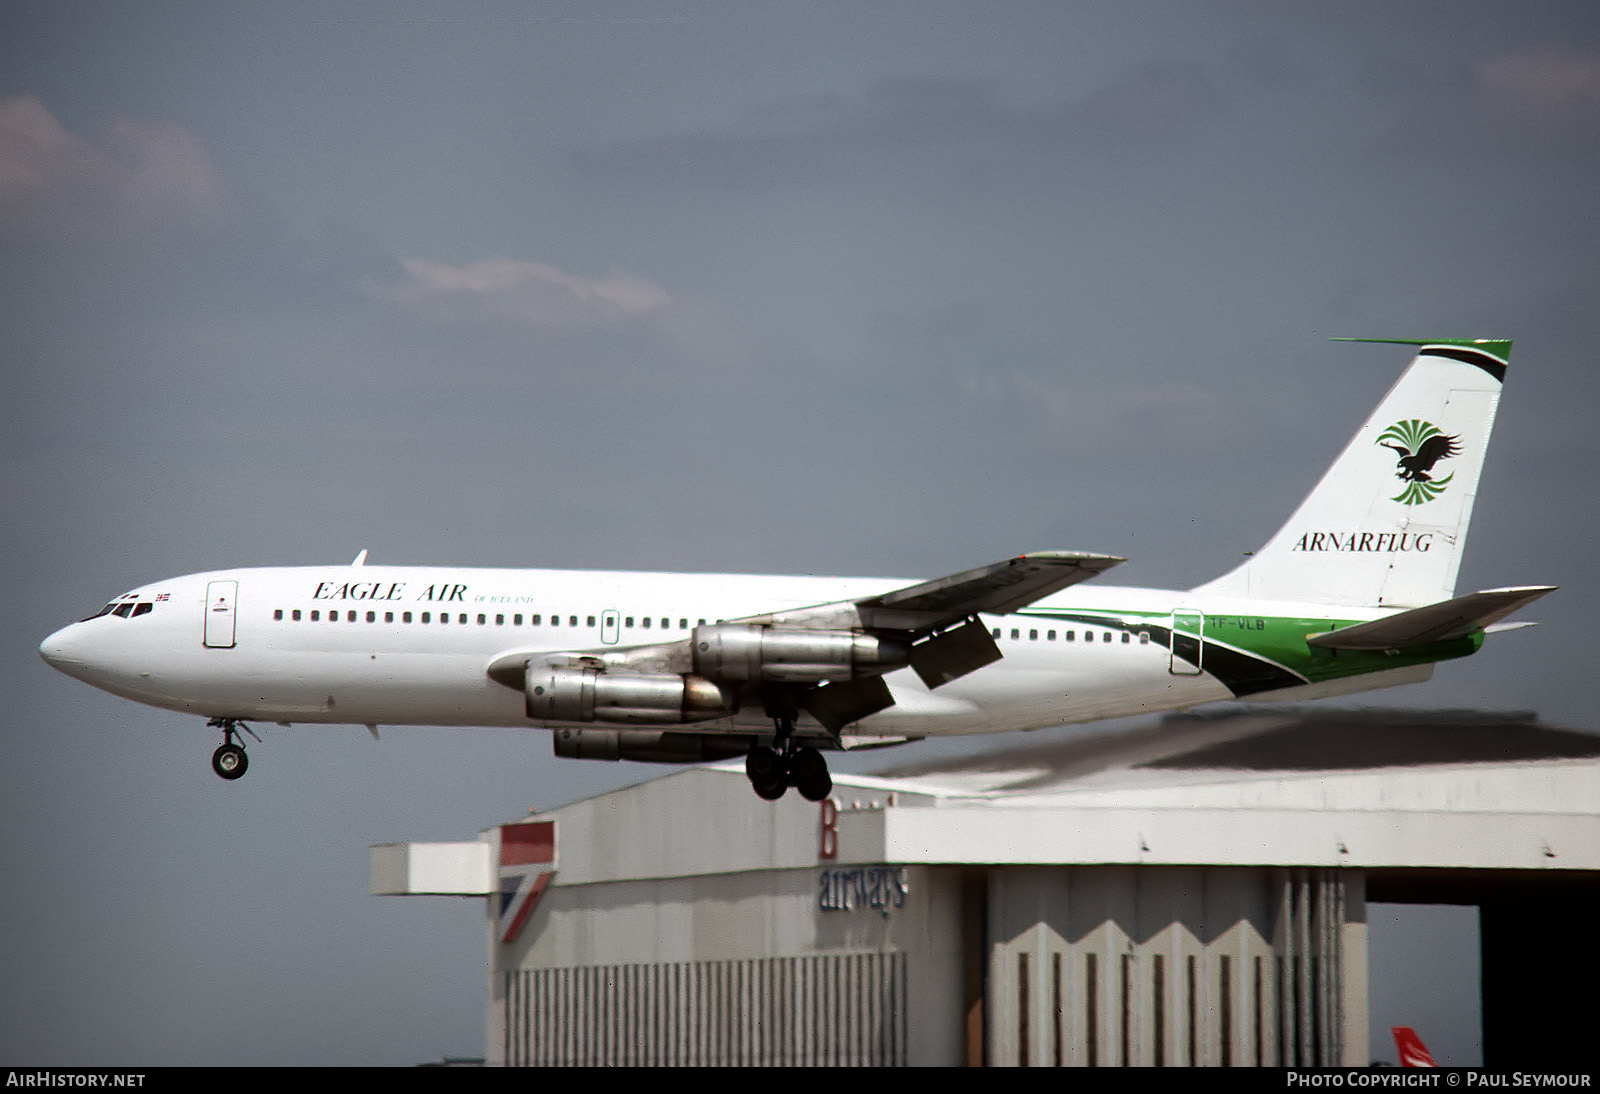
<box><xmin>39</xmin><ymin>623</ymin><xmax>88</xmax><ymax>671</ymax></box>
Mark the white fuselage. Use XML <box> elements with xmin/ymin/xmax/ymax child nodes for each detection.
<box><xmin>37</xmin><ymin>344</ymin><xmax>1527</xmax><ymax>790</ymax></box>
<box><xmin>37</xmin><ymin>563</ymin><xmax>1351</xmax><ymax>740</ymax></box>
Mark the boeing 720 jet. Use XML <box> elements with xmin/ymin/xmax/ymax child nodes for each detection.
<box><xmin>39</xmin><ymin>339</ymin><xmax>1552</xmax><ymax>800</ymax></box>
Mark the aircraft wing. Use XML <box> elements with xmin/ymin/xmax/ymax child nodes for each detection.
<box><xmin>488</xmin><ymin>550</ymin><xmax>1125</xmax><ymax>730</ymax></box>
<box><xmin>750</xmin><ymin>549</ymin><xmax>1125</xmax><ymax>699</ymax></box>
<box><xmin>1307</xmin><ymin>585</ymin><xmax>1556</xmax><ymax>651</ymax></box>
<box><xmin>850</xmin><ymin>551</ymin><xmax>1126</xmax><ymax>633</ymax></box>
<box><xmin>739</xmin><ymin>550</ymin><xmax>1124</xmax><ymax>635</ymax></box>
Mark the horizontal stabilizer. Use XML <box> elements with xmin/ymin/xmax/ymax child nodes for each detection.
<box><xmin>1307</xmin><ymin>586</ymin><xmax>1556</xmax><ymax>651</ymax></box>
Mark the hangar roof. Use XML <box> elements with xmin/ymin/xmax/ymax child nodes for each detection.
<box><xmin>373</xmin><ymin>709</ymin><xmax>1600</xmax><ymax>894</ymax></box>
<box><xmin>531</xmin><ymin>710</ymin><xmax>1600</xmax><ymax>885</ymax></box>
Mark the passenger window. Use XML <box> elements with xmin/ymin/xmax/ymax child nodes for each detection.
<box><xmin>698</xmin><ymin>619</ymin><xmax>707</xmax><ymax>626</ymax></box>
<box><xmin>587</xmin><ymin>616</ymin><xmax>596</xmax><ymax>627</ymax></box>
<box><xmin>292</xmin><ymin>610</ymin><xmax>301</xmax><ymax>621</ymax></box>
<box><xmin>992</xmin><ymin>628</ymin><xmax>1001</xmax><ymax>639</ymax></box>
<box><xmin>347</xmin><ymin>611</ymin><xmax>357</xmax><ymax>622</ymax></box>
<box><xmin>642</xmin><ymin>617</ymin><xmax>651</xmax><ymax>628</ymax></box>
<box><xmin>1010</xmin><ymin>628</ymin><xmax>1020</xmax><ymax>640</ymax></box>
<box><xmin>568</xmin><ymin>615</ymin><xmax>576</xmax><ymax>626</ymax></box>
<box><xmin>385</xmin><ymin>612</ymin><xmax>394</xmax><ymax>623</ymax></box>
<box><xmin>549</xmin><ymin>615</ymin><xmax>558</xmax><ymax>626</ymax></box>
<box><xmin>403</xmin><ymin>612</ymin><xmax>412</xmax><ymax>623</ymax></box>
<box><xmin>364</xmin><ymin>611</ymin><xmax>373</xmax><ymax>623</ymax></box>
<box><xmin>441</xmin><ymin>613</ymin><xmax>449</xmax><ymax>624</ymax></box>
<box><xmin>680</xmin><ymin>619</ymin><xmax>688</xmax><ymax>629</ymax></box>
<box><xmin>514</xmin><ymin>614</ymin><xmax>523</xmax><ymax>626</ymax></box>
<box><xmin>459</xmin><ymin>614</ymin><xmax>468</xmax><ymax>624</ymax></box>
<box><xmin>1065</xmin><ymin>630</ymin><xmax>1074</xmax><ymax>641</ymax></box>
<box><xmin>1121</xmin><ymin>632</ymin><xmax>1130</xmax><ymax>644</ymax></box>
<box><xmin>1029</xmin><ymin>629</ymin><xmax>1038</xmax><ymax>640</ymax></box>
<box><xmin>496</xmin><ymin>614</ymin><xmax>504</xmax><ymax>625</ymax></box>
<box><xmin>477</xmin><ymin>614</ymin><xmax>486</xmax><ymax>625</ymax></box>
<box><xmin>1047</xmin><ymin>630</ymin><xmax>1056</xmax><ymax>641</ymax></box>
<box><xmin>274</xmin><ymin>609</ymin><xmax>283</xmax><ymax>621</ymax></box>
<box><xmin>626</xmin><ymin>617</ymin><xmax>634</xmax><ymax>627</ymax></box>
<box><xmin>420</xmin><ymin>612</ymin><xmax>429</xmax><ymax>623</ymax></box>
<box><xmin>311</xmin><ymin>610</ymin><xmax>320</xmax><ymax>622</ymax></box>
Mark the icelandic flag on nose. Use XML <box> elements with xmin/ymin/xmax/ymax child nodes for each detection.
<box><xmin>498</xmin><ymin>820</ymin><xmax>556</xmax><ymax>945</ymax></box>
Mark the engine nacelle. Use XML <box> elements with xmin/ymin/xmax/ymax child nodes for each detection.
<box><xmin>691</xmin><ymin>624</ymin><xmax>909</xmax><ymax>683</ymax></box>
<box><xmin>525</xmin><ymin>665</ymin><xmax>736</xmax><ymax>725</ymax></box>
<box><xmin>552</xmin><ymin>728</ymin><xmax>753</xmax><ymax>764</ymax></box>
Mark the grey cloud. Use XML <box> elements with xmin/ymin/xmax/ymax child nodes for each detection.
<box><xmin>0</xmin><ymin>96</ymin><xmax>231</xmax><ymax>231</ymax></box>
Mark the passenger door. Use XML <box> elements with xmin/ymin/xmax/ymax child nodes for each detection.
<box><xmin>204</xmin><ymin>580</ymin><xmax>238</xmax><ymax>649</ymax></box>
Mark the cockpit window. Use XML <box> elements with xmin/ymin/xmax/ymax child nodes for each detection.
<box><xmin>85</xmin><ymin>597</ymin><xmax>154</xmax><ymax>621</ymax></box>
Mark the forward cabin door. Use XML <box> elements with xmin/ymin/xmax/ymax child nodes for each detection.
<box><xmin>1169</xmin><ymin>609</ymin><xmax>1203</xmax><ymax>675</ymax></box>
<box><xmin>204</xmin><ymin>580</ymin><xmax>238</xmax><ymax>648</ymax></box>
<box><xmin>601</xmin><ymin>610</ymin><xmax>620</xmax><ymax>645</ymax></box>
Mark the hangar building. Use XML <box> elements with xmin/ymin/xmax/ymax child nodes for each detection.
<box><xmin>371</xmin><ymin>709</ymin><xmax>1600</xmax><ymax>1066</ymax></box>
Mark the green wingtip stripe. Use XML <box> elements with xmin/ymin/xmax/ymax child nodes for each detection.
<box><xmin>1331</xmin><ymin>337</ymin><xmax>1512</xmax><ymax>364</ymax></box>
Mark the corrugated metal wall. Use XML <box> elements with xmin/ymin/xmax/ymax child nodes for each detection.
<box><xmin>504</xmin><ymin>952</ymin><xmax>907</xmax><ymax>1066</ymax></box>
<box><xmin>986</xmin><ymin>866</ymin><xmax>1352</xmax><ymax>1066</ymax></box>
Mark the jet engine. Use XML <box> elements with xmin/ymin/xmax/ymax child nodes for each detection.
<box><xmin>690</xmin><ymin>624</ymin><xmax>909</xmax><ymax>683</ymax></box>
<box><xmin>552</xmin><ymin>728</ymin><xmax>754</xmax><ymax>763</ymax></box>
<box><xmin>525</xmin><ymin>665</ymin><xmax>736</xmax><ymax>724</ymax></box>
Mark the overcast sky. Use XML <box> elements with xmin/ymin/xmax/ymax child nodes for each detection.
<box><xmin>4</xmin><ymin>1</ymin><xmax>1598</xmax><ymax>1066</ymax></box>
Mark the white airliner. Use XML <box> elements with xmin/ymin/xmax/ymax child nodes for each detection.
<box><xmin>40</xmin><ymin>339</ymin><xmax>1552</xmax><ymax>801</ymax></box>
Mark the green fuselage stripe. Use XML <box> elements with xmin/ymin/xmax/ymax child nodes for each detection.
<box><xmin>1016</xmin><ymin>609</ymin><xmax>1481</xmax><ymax>697</ymax></box>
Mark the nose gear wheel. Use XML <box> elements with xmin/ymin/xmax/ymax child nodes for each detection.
<box><xmin>206</xmin><ymin>718</ymin><xmax>259</xmax><ymax>781</ymax></box>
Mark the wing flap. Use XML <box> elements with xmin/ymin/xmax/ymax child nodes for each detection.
<box><xmin>1307</xmin><ymin>585</ymin><xmax>1556</xmax><ymax>651</ymax></box>
<box><xmin>909</xmin><ymin>618</ymin><xmax>1003</xmax><ymax>687</ymax></box>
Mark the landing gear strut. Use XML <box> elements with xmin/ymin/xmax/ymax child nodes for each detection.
<box><xmin>207</xmin><ymin>718</ymin><xmax>258</xmax><ymax>781</ymax></box>
<box><xmin>745</xmin><ymin>714</ymin><xmax>833</xmax><ymax>803</ymax></box>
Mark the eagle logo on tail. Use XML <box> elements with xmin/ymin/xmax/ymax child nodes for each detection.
<box><xmin>1376</xmin><ymin>419</ymin><xmax>1460</xmax><ymax>505</ymax></box>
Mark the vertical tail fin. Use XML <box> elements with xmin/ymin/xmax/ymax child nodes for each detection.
<box><xmin>1392</xmin><ymin>1026</ymin><xmax>1438</xmax><ymax>1067</ymax></box>
<box><xmin>1195</xmin><ymin>339</ymin><xmax>1510</xmax><ymax>609</ymax></box>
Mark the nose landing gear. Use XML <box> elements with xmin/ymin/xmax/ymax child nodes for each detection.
<box><xmin>745</xmin><ymin>715</ymin><xmax>833</xmax><ymax>802</ymax></box>
<box><xmin>207</xmin><ymin>718</ymin><xmax>258</xmax><ymax>781</ymax></box>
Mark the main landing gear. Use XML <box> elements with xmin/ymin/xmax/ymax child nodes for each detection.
<box><xmin>745</xmin><ymin>715</ymin><xmax>833</xmax><ymax>802</ymax></box>
<box><xmin>207</xmin><ymin>717</ymin><xmax>258</xmax><ymax>781</ymax></box>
